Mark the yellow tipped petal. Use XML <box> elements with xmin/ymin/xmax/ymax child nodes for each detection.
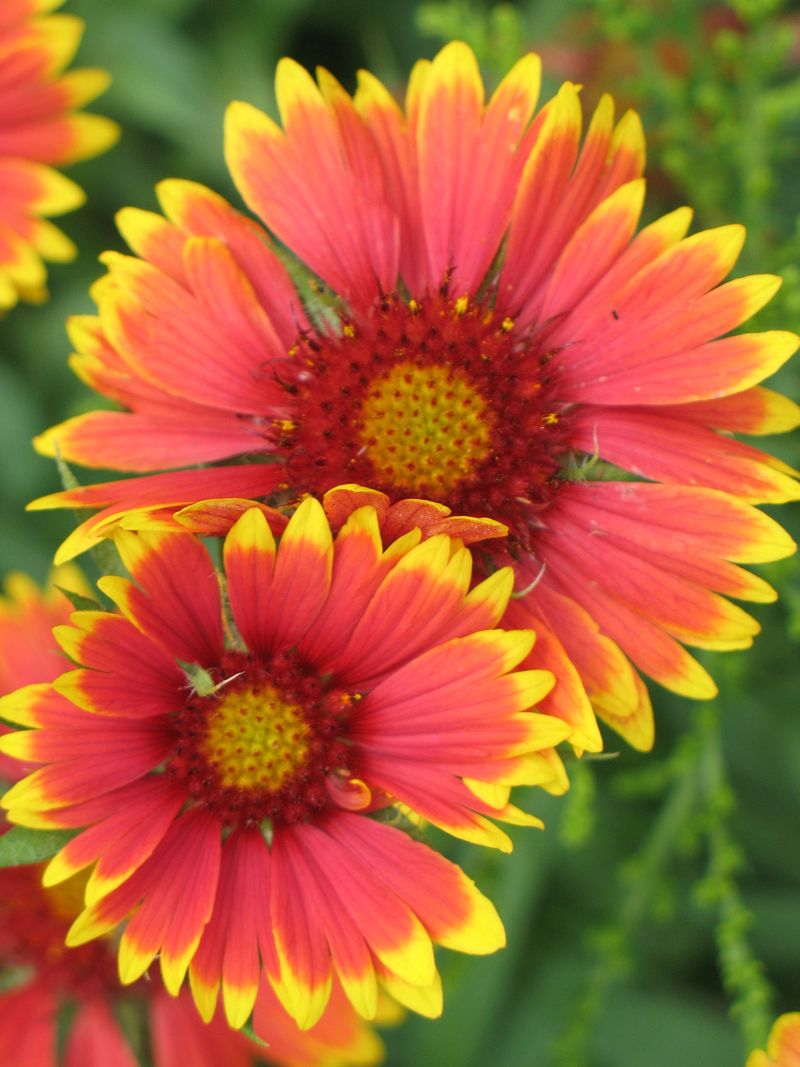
<box><xmin>118</xmin><ymin>934</ymin><xmax>156</xmax><ymax>986</ymax></box>
<box><xmin>42</xmin><ymin>847</ymin><xmax>82</xmax><ymax>888</ymax></box>
<box><xmin>1</xmin><ymin>773</ymin><xmax>49</xmax><ymax>811</ymax></box>
<box><xmin>465</xmin><ymin>566</ymin><xmax>515</xmax><ymax>626</ymax></box>
<box><xmin>378</xmin><ymin>970</ymin><xmax>442</xmax><ymax>1019</ymax></box>
<box><xmin>63</xmin><ymin>113</ymin><xmax>121</xmax><ymax>164</ymax></box>
<box><xmin>437</xmin><ymin>874</ymin><xmax>505</xmax><ymax>955</ymax></box>
<box><xmin>611</xmin><ymin>108</ymin><xmax>646</xmax><ymax>171</ymax></box>
<box><xmin>0</xmin><ymin>730</ymin><xmax>39</xmax><ymax>760</ymax></box>
<box><xmin>59</xmin><ymin>67</ymin><xmax>111</xmax><ymax>108</ymax></box>
<box><xmin>271</xmin><ymin>938</ymin><xmax>332</xmax><ymax>1032</ymax></box>
<box><xmin>337</xmin><ymin>967</ymin><xmax>379</xmax><ymax>1022</ymax></box>
<box><xmin>275</xmin><ymin>56</ymin><xmax>325</xmax><ymax>129</ymax></box>
<box><xmin>189</xmin><ymin>969</ymin><xmax>220</xmax><ymax>1024</ymax></box>
<box><xmin>160</xmin><ymin>940</ymin><xmax>201</xmax><ymax>996</ymax></box>
<box><xmin>66</xmin><ymin>904</ymin><xmax>116</xmax><ymax>947</ymax></box>
<box><xmin>222</xmin><ymin>979</ymin><xmax>260</xmax><ymax>1031</ymax></box>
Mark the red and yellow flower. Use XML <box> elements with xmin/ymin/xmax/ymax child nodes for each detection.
<box><xmin>747</xmin><ymin>1014</ymin><xmax>800</xmax><ymax>1067</ymax></box>
<box><xmin>32</xmin><ymin>41</ymin><xmax>798</xmax><ymax>751</ymax></box>
<box><xmin>0</xmin><ymin>568</ymin><xmax>384</xmax><ymax>1066</ymax></box>
<box><xmin>0</xmin><ymin>0</ymin><xmax>118</xmax><ymax>310</ymax></box>
<box><xmin>0</xmin><ymin>494</ymin><xmax>564</xmax><ymax>1030</ymax></box>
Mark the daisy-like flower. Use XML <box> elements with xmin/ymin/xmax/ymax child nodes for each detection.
<box><xmin>0</xmin><ymin>863</ymin><xmax>384</xmax><ymax>1067</ymax></box>
<box><xmin>0</xmin><ymin>0</ymin><xmax>118</xmax><ymax>310</ymax></box>
<box><xmin>0</xmin><ymin>568</ymin><xmax>384</xmax><ymax>1067</ymax></box>
<box><xmin>0</xmin><ymin>494</ymin><xmax>564</xmax><ymax>1031</ymax></box>
<box><xmin>32</xmin><ymin>41</ymin><xmax>798</xmax><ymax>750</ymax></box>
<box><xmin>747</xmin><ymin>1015</ymin><xmax>800</xmax><ymax>1067</ymax></box>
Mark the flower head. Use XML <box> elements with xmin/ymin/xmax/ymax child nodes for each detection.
<box><xmin>0</xmin><ymin>565</ymin><xmax>384</xmax><ymax>1065</ymax></box>
<box><xmin>747</xmin><ymin>1014</ymin><xmax>800</xmax><ymax>1067</ymax></box>
<box><xmin>33</xmin><ymin>41</ymin><xmax>798</xmax><ymax>750</ymax></box>
<box><xmin>1</xmin><ymin>495</ymin><xmax>563</xmax><ymax>1030</ymax></box>
<box><xmin>0</xmin><ymin>0</ymin><xmax>118</xmax><ymax>310</ymax></box>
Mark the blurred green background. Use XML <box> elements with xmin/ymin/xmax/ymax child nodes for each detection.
<box><xmin>1</xmin><ymin>0</ymin><xmax>799</xmax><ymax>1064</ymax></box>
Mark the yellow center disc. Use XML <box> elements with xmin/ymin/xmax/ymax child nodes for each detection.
<box><xmin>201</xmin><ymin>685</ymin><xmax>310</xmax><ymax>792</ymax></box>
<box><xmin>358</xmin><ymin>362</ymin><xmax>494</xmax><ymax>496</ymax></box>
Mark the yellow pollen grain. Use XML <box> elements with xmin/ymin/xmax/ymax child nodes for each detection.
<box><xmin>501</xmin><ymin>317</ymin><xmax>515</xmax><ymax>332</ymax></box>
<box><xmin>201</xmin><ymin>686</ymin><xmax>310</xmax><ymax>792</ymax></box>
<box><xmin>542</xmin><ymin>412</ymin><xmax>559</xmax><ymax>426</ymax></box>
<box><xmin>453</xmin><ymin>295</ymin><xmax>469</xmax><ymax>316</ymax></box>
<box><xmin>408</xmin><ymin>298</ymin><xmax>419</xmax><ymax>313</ymax></box>
<box><xmin>358</xmin><ymin>361</ymin><xmax>494</xmax><ymax>496</ymax></box>
<box><xmin>342</xmin><ymin>323</ymin><xmax>356</xmax><ymax>338</ymax></box>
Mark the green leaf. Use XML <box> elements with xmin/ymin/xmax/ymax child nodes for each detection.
<box><xmin>54</xmin><ymin>586</ymin><xmax>106</xmax><ymax>613</ymax></box>
<box><xmin>0</xmin><ymin>827</ymin><xmax>75</xmax><ymax>867</ymax></box>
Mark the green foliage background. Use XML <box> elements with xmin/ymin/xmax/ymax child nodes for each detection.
<box><xmin>1</xmin><ymin>0</ymin><xmax>799</xmax><ymax>1064</ymax></box>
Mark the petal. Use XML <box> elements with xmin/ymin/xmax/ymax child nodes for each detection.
<box><xmin>96</xmin><ymin>251</ymin><xmax>288</xmax><ymax>416</ymax></box>
<box><xmin>293</xmin><ymin>820</ymin><xmax>453</xmax><ymax>1012</ymax></box>
<box><xmin>334</xmin><ymin>534</ymin><xmax>473</xmax><ymax>684</ymax></box>
<box><xmin>252</xmin><ymin>978</ymin><xmax>385</xmax><ymax>1067</ymax></box>
<box><xmin>413</xmin><ymin>43</ymin><xmax>541</xmax><ymax>293</ymax></box>
<box><xmin>272</xmin><ymin>826</ymin><xmax>380</xmax><ymax>1020</ymax></box>
<box><xmin>539</xmin><ymin>553</ymin><xmax>717</xmax><ymax>700</ymax></box>
<box><xmin>189</xmin><ymin>828</ymin><xmax>273</xmax><ymax>1029</ymax></box>
<box><xmin>543</xmin><ymin>521</ymin><xmax>760</xmax><ymax>650</ymax></box>
<box><xmin>0</xmin><ymin>984</ymin><xmax>57</xmax><ymax>1066</ymax></box>
<box><xmin>297</xmin><ymin>505</ymin><xmax>392</xmax><ymax>669</ymax></box>
<box><xmin>43</xmin><ymin>777</ymin><xmax>186</xmax><ymax>904</ymax></box>
<box><xmin>1</xmin><ymin>716</ymin><xmax>173</xmax><ymax>813</ymax></box>
<box><xmin>562</xmin><ymin>329</ymin><xmax>798</xmax><ymax>406</ymax></box>
<box><xmin>225</xmin><ymin>64</ymin><xmax>398</xmax><ymax>309</ymax></box>
<box><xmin>354</xmin><ymin>67</ymin><xmax>426</xmax><ymax>293</ymax></box>
<box><xmin>53</xmin><ymin>662</ymin><xmax>181</xmax><ymax>719</ymax></box>
<box><xmin>269</xmin><ymin>825</ymin><xmax>333</xmax><ymax>1030</ymax></box>
<box><xmin>659</xmin><ymin>385</ymin><xmax>800</xmax><ymax>436</ymax></box>
<box><xmin>223</xmin><ymin>507</ymin><xmax>277</xmax><ymax>655</ymax></box>
<box><xmin>111</xmin><ymin>530</ymin><xmax>223</xmax><ymax>665</ymax></box>
<box><xmin>244</xmin><ymin>496</ymin><xmax>333</xmax><ymax>654</ymax></box>
<box><xmin>115</xmin><ymin>204</ymin><xmax>187</xmax><ymax>282</ymax></box>
<box><xmin>359</xmin><ymin>629</ymin><xmax>543</xmax><ymax>727</ymax></box>
<box><xmin>501</xmin><ymin>90</ymin><xmax>644</xmax><ymax>321</ymax></box>
<box><xmin>521</xmin><ymin>581</ymin><xmax>640</xmax><ymax>721</ymax></box>
<box><xmin>69</xmin><ymin>809</ymin><xmax>221</xmax><ymax>993</ymax></box>
<box><xmin>570</xmin><ymin>407</ymin><xmax>800</xmax><ymax>504</ymax></box>
<box><xmin>502</xmin><ymin>591</ymin><xmax>604</xmax><ymax>752</ymax></box>
<box><xmin>766</xmin><ymin>1013</ymin><xmax>800</xmax><ymax>1065</ymax></box>
<box><xmin>36</xmin><ymin>409</ymin><xmax>267</xmax><ymax>471</ymax></box>
<box><xmin>324</xmin><ymin>814</ymin><xmax>504</xmax><ymax>954</ymax></box>
<box><xmin>53</xmin><ymin>610</ymin><xmax>185</xmax><ymax>714</ymax></box>
<box><xmin>539</xmin><ymin>178</ymin><xmax>646</xmax><ymax>323</ymax></box>
<box><xmin>553</xmin><ymin>482</ymin><xmax>796</xmax><ymax>564</ymax></box>
<box><xmin>593</xmin><ymin>668</ymin><xmax>654</xmax><ymax>752</ymax></box>
<box><xmin>29</xmin><ymin>465</ymin><xmax>285</xmax><ymax>566</ymax></box>
<box><xmin>155</xmin><ymin>178</ymin><xmax>308</xmax><ymax>344</ymax></box>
